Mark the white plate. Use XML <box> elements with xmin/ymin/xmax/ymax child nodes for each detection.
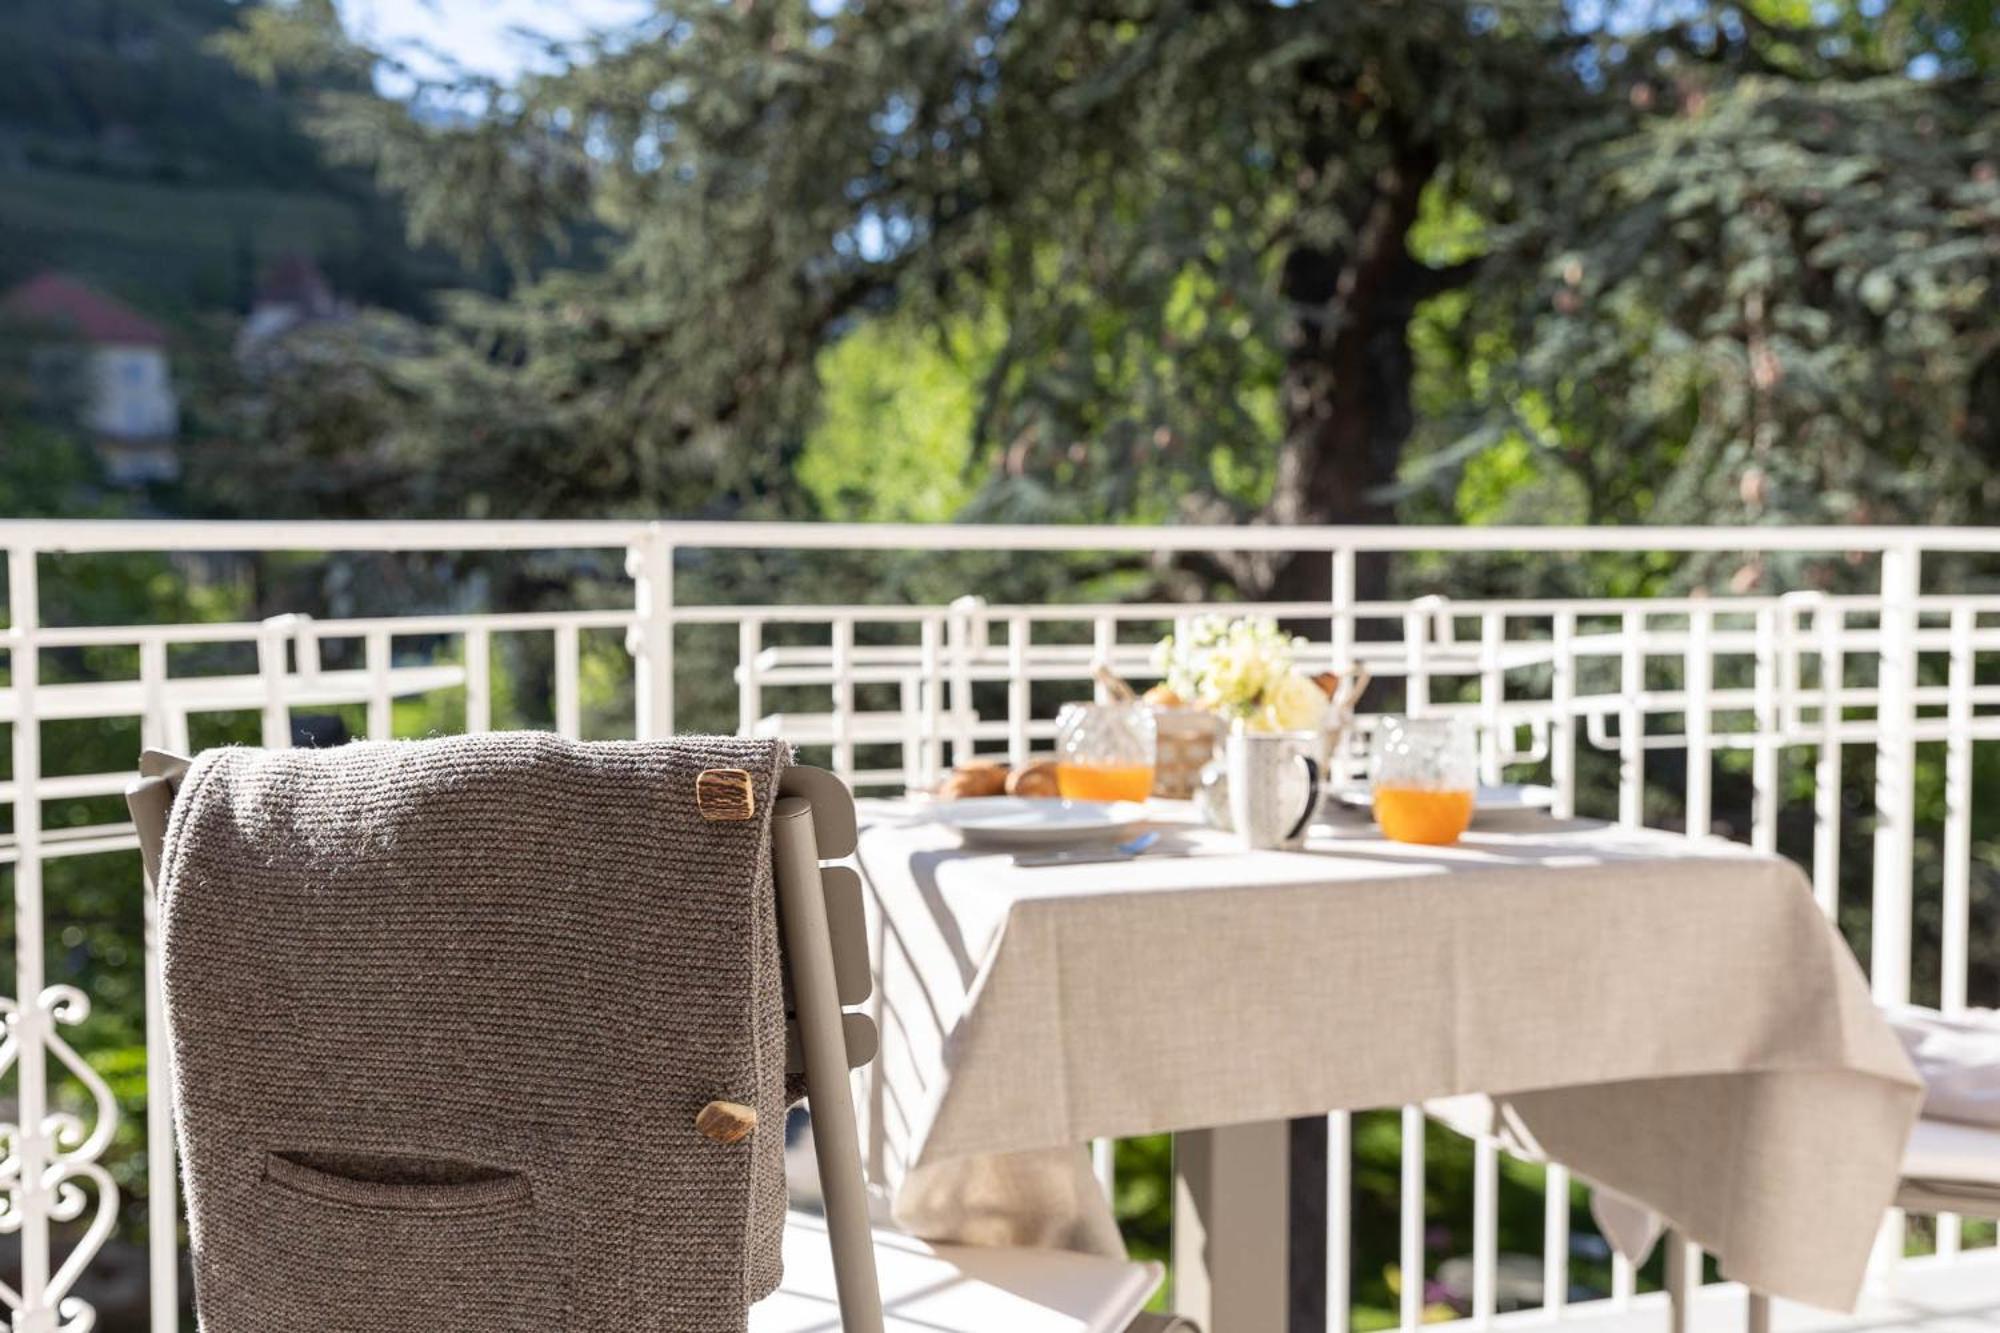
<box><xmin>930</xmin><ymin>798</ymin><xmax>1151</xmax><ymax>850</ymax></box>
<box><xmin>1475</xmin><ymin>783</ymin><xmax>1556</xmax><ymax>813</ymax></box>
<box><xmin>1335</xmin><ymin>783</ymin><xmax>1556</xmax><ymax>817</ymax></box>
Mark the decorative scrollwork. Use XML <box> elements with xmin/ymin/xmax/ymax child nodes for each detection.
<box><xmin>0</xmin><ymin>986</ymin><xmax>123</xmax><ymax>1328</ymax></box>
<box><xmin>44</xmin><ymin>1160</ymin><xmax>115</xmax><ymax>1332</ymax></box>
<box><xmin>37</xmin><ymin>986</ymin><xmax>90</xmax><ymax>1027</ymax></box>
<box><xmin>41</xmin><ymin>989</ymin><xmax>118</xmax><ymax>1168</ymax></box>
<box><xmin>0</xmin><ymin>994</ymin><xmax>23</xmax><ymax>1082</ymax></box>
<box><xmin>0</xmin><ymin>1117</ymin><xmax>22</xmax><ymax>1186</ymax></box>
<box><xmin>0</xmin><ymin>993</ymin><xmax>22</xmax><ymax>1242</ymax></box>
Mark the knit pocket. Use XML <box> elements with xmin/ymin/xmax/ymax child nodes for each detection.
<box><xmin>264</xmin><ymin>1151</ymin><xmax>535</xmax><ymax>1213</ymax></box>
<box><xmin>216</xmin><ymin>1151</ymin><xmax>569</xmax><ymax>1332</ymax></box>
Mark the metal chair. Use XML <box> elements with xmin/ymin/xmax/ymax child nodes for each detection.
<box><xmin>129</xmin><ymin>749</ymin><xmax>1163</xmax><ymax>1333</ymax></box>
<box><xmin>1896</xmin><ymin>1118</ymin><xmax>2000</xmax><ymax>1216</ymax></box>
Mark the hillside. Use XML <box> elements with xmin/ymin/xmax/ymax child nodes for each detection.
<box><xmin>0</xmin><ymin>0</ymin><xmax>459</xmax><ymax>322</ymax></box>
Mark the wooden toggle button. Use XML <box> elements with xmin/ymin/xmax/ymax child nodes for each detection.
<box><xmin>696</xmin><ymin>768</ymin><xmax>756</xmax><ymax>822</ymax></box>
<box><xmin>696</xmin><ymin>1100</ymin><xmax>758</xmax><ymax>1144</ymax></box>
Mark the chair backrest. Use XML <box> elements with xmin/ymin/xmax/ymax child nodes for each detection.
<box><xmin>129</xmin><ymin>747</ymin><xmax>887</xmax><ymax>1333</ymax></box>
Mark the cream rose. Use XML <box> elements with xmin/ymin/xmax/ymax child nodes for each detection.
<box><xmin>1249</xmin><ymin>669</ymin><xmax>1329</xmax><ymax>734</ymax></box>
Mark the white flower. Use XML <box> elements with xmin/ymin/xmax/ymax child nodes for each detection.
<box><xmin>1198</xmin><ymin>636</ymin><xmax>1272</xmax><ymax>714</ymax></box>
<box><xmin>1155</xmin><ymin>614</ymin><xmax>1230</xmax><ymax>700</ymax></box>
<box><xmin>1152</xmin><ymin>615</ymin><xmax>1309</xmax><ymax>721</ymax></box>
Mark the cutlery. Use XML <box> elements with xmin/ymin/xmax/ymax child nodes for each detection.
<box><xmin>1012</xmin><ymin>831</ymin><xmax>1163</xmax><ymax>869</ymax></box>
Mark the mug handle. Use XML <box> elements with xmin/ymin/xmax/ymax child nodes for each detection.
<box><xmin>1284</xmin><ymin>757</ymin><xmax>1323</xmax><ymax>843</ymax></box>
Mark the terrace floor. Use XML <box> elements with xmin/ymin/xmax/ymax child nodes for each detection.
<box><xmin>1533</xmin><ymin>1254</ymin><xmax>2000</xmax><ymax>1333</ymax></box>
<box><xmin>787</xmin><ymin>1121</ymin><xmax>2000</xmax><ymax>1333</ymax></box>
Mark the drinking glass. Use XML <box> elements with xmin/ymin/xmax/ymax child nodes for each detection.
<box><xmin>1054</xmin><ymin>702</ymin><xmax>1157</xmax><ymax>802</ymax></box>
<box><xmin>1370</xmin><ymin>716</ymin><xmax>1476</xmax><ymax>845</ymax></box>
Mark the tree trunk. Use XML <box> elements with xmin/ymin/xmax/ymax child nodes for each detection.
<box><xmin>1265</xmin><ymin>149</ymin><xmax>1438</xmax><ymax>609</ymax></box>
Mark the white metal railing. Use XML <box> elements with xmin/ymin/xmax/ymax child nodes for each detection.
<box><xmin>0</xmin><ymin>519</ymin><xmax>1993</xmax><ymax>1331</ymax></box>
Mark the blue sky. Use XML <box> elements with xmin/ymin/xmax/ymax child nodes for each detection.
<box><xmin>335</xmin><ymin>0</ymin><xmax>650</xmax><ymax>86</ymax></box>
<box><xmin>332</xmin><ymin>2</ymin><xmax>1942</xmax><ymax>94</ymax></box>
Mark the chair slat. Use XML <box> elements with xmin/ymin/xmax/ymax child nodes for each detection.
<box><xmin>785</xmin><ymin>1013</ymin><xmax>879</xmax><ymax>1074</ymax></box>
<box><xmin>840</xmin><ymin>1012</ymin><xmax>878</xmax><ymax>1068</ymax></box>
<box><xmin>822</xmin><ymin>866</ymin><xmax>872</xmax><ymax>1006</ymax></box>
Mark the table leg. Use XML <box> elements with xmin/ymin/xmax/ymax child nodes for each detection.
<box><xmin>1665</xmin><ymin>1232</ymin><xmax>1693</xmax><ymax>1333</ymax></box>
<box><xmin>1173</xmin><ymin>1120</ymin><xmax>1291</xmax><ymax>1333</ymax></box>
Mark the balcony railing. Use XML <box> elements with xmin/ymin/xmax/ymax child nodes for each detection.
<box><xmin>2</xmin><ymin>519</ymin><xmax>1995</xmax><ymax>1332</ymax></box>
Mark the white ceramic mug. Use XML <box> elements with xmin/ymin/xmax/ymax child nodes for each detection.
<box><xmin>1226</xmin><ymin>730</ymin><xmax>1323</xmax><ymax>851</ymax></box>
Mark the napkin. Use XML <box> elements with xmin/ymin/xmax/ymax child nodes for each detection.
<box><xmin>1886</xmin><ymin>1005</ymin><xmax>2000</xmax><ymax>1127</ymax></box>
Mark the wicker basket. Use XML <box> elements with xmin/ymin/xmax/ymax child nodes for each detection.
<box><xmin>1150</xmin><ymin>707</ymin><xmax>1224</xmax><ymax>799</ymax></box>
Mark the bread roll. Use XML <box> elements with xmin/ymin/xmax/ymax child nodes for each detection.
<box><xmin>1005</xmin><ymin>760</ymin><xmax>1060</xmax><ymax>798</ymax></box>
<box><xmin>941</xmin><ymin>761</ymin><xmax>1008</xmax><ymax>800</ymax></box>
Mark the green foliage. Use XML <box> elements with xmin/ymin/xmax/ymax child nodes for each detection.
<box><xmin>208</xmin><ymin>2</ymin><xmax>1576</xmax><ymax>536</ymax></box>
<box><xmin>1112</xmin><ymin>1133</ymin><xmax>1173</xmax><ymax>1307</ymax></box>
<box><xmin>1819</xmin><ymin>0</ymin><xmax>2000</xmax><ymax>75</ymax></box>
<box><xmin>0</xmin><ymin>323</ymin><xmax>105</xmax><ymax>516</ymax></box>
<box><xmin>187</xmin><ymin>312</ymin><xmax>509</xmax><ymax>519</ymax></box>
<box><xmin>205</xmin><ymin>1</ymin><xmax>2000</xmax><ymax>609</ymax></box>
<box><xmin>1422</xmin><ymin>71</ymin><xmax>2000</xmax><ymax>533</ymax></box>
<box><xmin>0</xmin><ymin>419</ymin><xmax>99</xmax><ymax>516</ymax></box>
<box><xmin>799</xmin><ymin>313</ymin><xmax>991</xmax><ymax>523</ymax></box>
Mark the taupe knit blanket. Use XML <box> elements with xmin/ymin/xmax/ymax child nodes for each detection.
<box><xmin>157</xmin><ymin>732</ymin><xmax>794</xmax><ymax>1332</ymax></box>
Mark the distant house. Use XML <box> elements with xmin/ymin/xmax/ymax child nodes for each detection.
<box><xmin>236</xmin><ymin>252</ymin><xmax>346</xmax><ymax>360</ymax></box>
<box><xmin>3</xmin><ymin>271</ymin><xmax>180</xmax><ymax>484</ymax></box>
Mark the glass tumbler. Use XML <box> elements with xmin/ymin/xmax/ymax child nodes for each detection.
<box><xmin>1370</xmin><ymin>715</ymin><xmax>1477</xmax><ymax>845</ymax></box>
<box><xmin>1054</xmin><ymin>701</ymin><xmax>1157</xmax><ymax>802</ymax></box>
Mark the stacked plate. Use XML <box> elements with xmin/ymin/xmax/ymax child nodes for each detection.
<box><xmin>927</xmin><ymin>797</ymin><xmax>1152</xmax><ymax>851</ymax></box>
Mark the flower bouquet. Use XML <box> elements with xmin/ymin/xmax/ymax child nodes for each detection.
<box><xmin>1152</xmin><ymin>615</ymin><xmax>1334</xmax><ymax>732</ymax></box>
<box><xmin>1148</xmin><ymin>615</ymin><xmax>1368</xmax><ymax>814</ymax></box>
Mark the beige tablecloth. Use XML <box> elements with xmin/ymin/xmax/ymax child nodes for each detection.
<box><xmin>853</xmin><ymin>802</ymin><xmax>1921</xmax><ymax>1312</ymax></box>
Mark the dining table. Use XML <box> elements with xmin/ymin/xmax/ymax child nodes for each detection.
<box><xmin>848</xmin><ymin>797</ymin><xmax>1922</xmax><ymax>1333</ymax></box>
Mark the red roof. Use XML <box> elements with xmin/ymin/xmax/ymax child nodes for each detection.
<box><xmin>3</xmin><ymin>272</ymin><xmax>168</xmax><ymax>347</ymax></box>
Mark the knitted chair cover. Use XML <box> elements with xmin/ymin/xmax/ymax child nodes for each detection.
<box><xmin>157</xmin><ymin>733</ymin><xmax>793</xmax><ymax>1331</ymax></box>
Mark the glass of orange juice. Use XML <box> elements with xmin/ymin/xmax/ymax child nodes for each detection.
<box><xmin>1370</xmin><ymin>716</ymin><xmax>1476</xmax><ymax>845</ymax></box>
<box><xmin>1054</xmin><ymin>702</ymin><xmax>1156</xmax><ymax>802</ymax></box>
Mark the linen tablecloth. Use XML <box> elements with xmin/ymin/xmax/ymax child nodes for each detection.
<box><xmin>853</xmin><ymin>802</ymin><xmax>1921</xmax><ymax>1312</ymax></box>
